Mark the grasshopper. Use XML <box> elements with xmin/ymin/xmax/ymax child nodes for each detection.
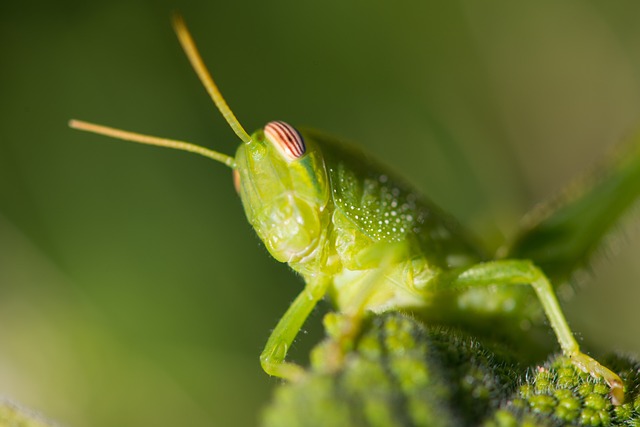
<box><xmin>70</xmin><ymin>16</ymin><xmax>625</xmax><ymax>404</ymax></box>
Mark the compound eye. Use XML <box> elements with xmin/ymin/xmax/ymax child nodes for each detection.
<box><xmin>264</xmin><ymin>121</ymin><xmax>306</xmax><ymax>161</ymax></box>
<box><xmin>232</xmin><ymin>169</ymin><xmax>241</xmax><ymax>194</ymax></box>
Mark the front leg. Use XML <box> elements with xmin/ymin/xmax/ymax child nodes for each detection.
<box><xmin>260</xmin><ymin>276</ymin><xmax>330</xmax><ymax>381</ymax></box>
<box><xmin>440</xmin><ymin>260</ymin><xmax>624</xmax><ymax>405</ymax></box>
<box><xmin>266</xmin><ymin>247</ymin><xmax>400</xmax><ymax>378</ymax></box>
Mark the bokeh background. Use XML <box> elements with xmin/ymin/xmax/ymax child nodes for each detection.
<box><xmin>2</xmin><ymin>1</ymin><xmax>640</xmax><ymax>426</ymax></box>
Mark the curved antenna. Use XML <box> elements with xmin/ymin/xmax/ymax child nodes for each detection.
<box><xmin>69</xmin><ymin>119</ymin><xmax>236</xmax><ymax>168</ymax></box>
<box><xmin>172</xmin><ymin>15</ymin><xmax>252</xmax><ymax>144</ymax></box>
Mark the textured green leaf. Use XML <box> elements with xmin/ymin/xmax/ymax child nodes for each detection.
<box><xmin>487</xmin><ymin>354</ymin><xmax>640</xmax><ymax>426</ymax></box>
<box><xmin>262</xmin><ymin>313</ymin><xmax>640</xmax><ymax>427</ymax></box>
<box><xmin>262</xmin><ymin>313</ymin><xmax>519</xmax><ymax>427</ymax></box>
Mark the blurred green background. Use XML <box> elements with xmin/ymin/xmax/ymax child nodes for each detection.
<box><xmin>2</xmin><ymin>1</ymin><xmax>640</xmax><ymax>426</ymax></box>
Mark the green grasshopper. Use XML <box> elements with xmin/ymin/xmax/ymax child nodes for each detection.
<box><xmin>70</xmin><ymin>16</ymin><xmax>625</xmax><ymax>404</ymax></box>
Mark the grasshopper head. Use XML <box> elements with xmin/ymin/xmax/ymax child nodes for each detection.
<box><xmin>234</xmin><ymin>121</ymin><xmax>330</xmax><ymax>263</ymax></box>
<box><xmin>70</xmin><ymin>20</ymin><xmax>331</xmax><ymax>265</ymax></box>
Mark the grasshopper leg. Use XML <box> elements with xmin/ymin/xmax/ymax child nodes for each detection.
<box><xmin>445</xmin><ymin>260</ymin><xmax>624</xmax><ymax>405</ymax></box>
<box><xmin>259</xmin><ymin>277</ymin><xmax>330</xmax><ymax>381</ymax></box>
<box><xmin>319</xmin><ymin>245</ymin><xmax>406</xmax><ymax>371</ymax></box>
<box><xmin>261</xmin><ymin>243</ymin><xmax>405</xmax><ymax>379</ymax></box>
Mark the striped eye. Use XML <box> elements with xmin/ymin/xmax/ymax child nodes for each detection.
<box><xmin>264</xmin><ymin>121</ymin><xmax>306</xmax><ymax>161</ymax></box>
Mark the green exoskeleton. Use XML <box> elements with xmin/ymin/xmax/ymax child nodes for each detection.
<box><xmin>70</xmin><ymin>16</ymin><xmax>624</xmax><ymax>404</ymax></box>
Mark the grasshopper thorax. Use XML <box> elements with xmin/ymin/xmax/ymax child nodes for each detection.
<box><xmin>234</xmin><ymin>122</ymin><xmax>330</xmax><ymax>264</ymax></box>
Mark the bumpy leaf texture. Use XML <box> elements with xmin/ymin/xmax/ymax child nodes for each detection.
<box><xmin>262</xmin><ymin>313</ymin><xmax>640</xmax><ymax>427</ymax></box>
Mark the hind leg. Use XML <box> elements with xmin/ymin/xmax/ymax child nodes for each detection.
<box><xmin>439</xmin><ymin>259</ymin><xmax>623</xmax><ymax>405</ymax></box>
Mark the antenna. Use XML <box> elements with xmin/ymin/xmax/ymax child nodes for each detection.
<box><xmin>69</xmin><ymin>119</ymin><xmax>236</xmax><ymax>168</ymax></box>
<box><xmin>69</xmin><ymin>16</ymin><xmax>255</xmax><ymax>167</ymax></box>
<box><xmin>172</xmin><ymin>14</ymin><xmax>252</xmax><ymax>144</ymax></box>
